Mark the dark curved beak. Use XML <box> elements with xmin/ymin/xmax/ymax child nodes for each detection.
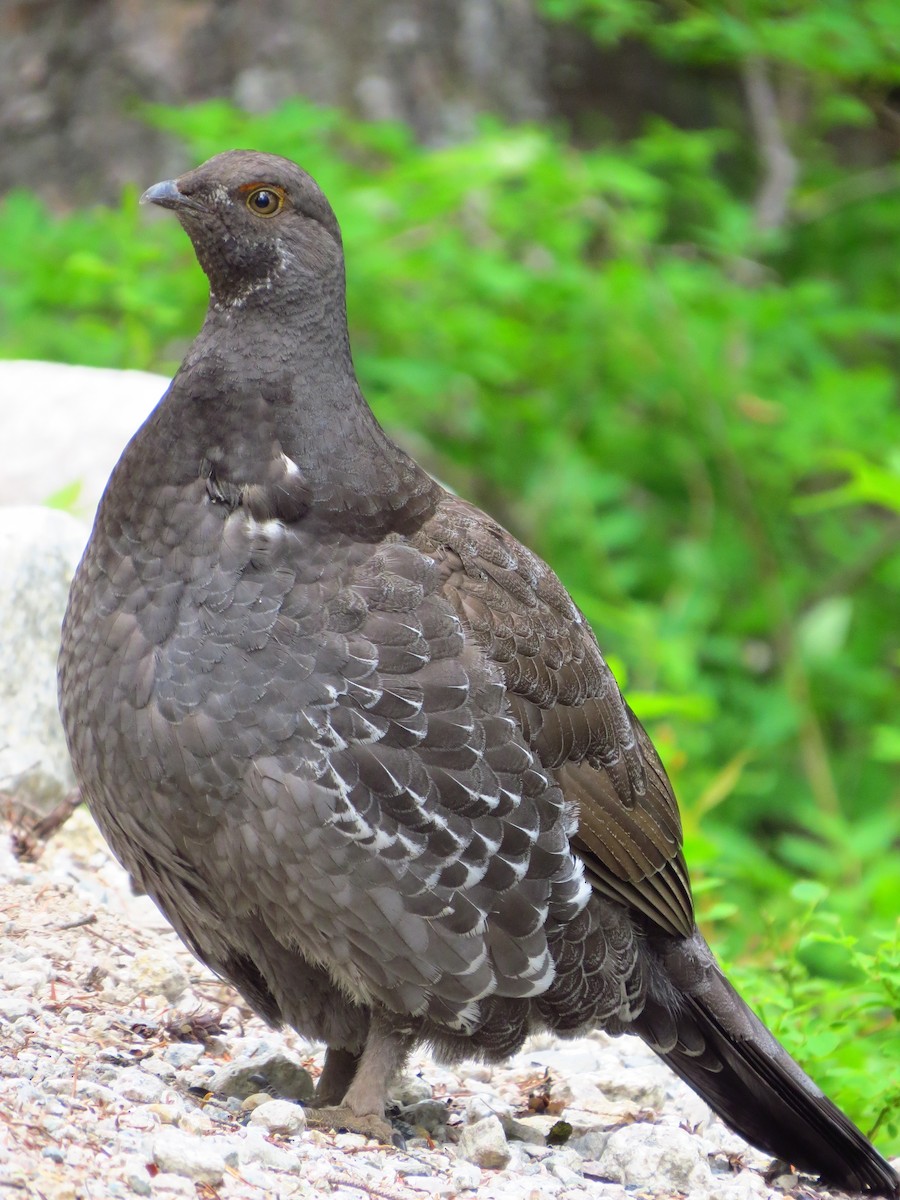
<box><xmin>140</xmin><ymin>179</ymin><xmax>207</xmax><ymax>213</ymax></box>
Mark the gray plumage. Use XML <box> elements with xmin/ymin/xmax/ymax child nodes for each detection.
<box><xmin>58</xmin><ymin>151</ymin><xmax>898</xmax><ymax>1196</ymax></box>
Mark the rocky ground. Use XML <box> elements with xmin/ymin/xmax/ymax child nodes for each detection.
<box><xmin>2</xmin><ymin>806</ymin><xmax>889</xmax><ymax>1200</ymax></box>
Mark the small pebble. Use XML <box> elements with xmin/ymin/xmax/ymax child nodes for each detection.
<box><xmin>127</xmin><ymin>950</ymin><xmax>189</xmax><ymax>1003</ymax></box>
<box><xmin>246</xmin><ymin>1098</ymin><xmax>307</xmax><ymax>1135</ymax></box>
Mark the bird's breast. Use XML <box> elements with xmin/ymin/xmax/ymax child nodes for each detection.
<box><xmin>61</xmin><ymin>473</ymin><xmax>429</xmax><ymax>828</ymax></box>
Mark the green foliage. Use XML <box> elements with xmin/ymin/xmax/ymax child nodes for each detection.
<box><xmin>726</xmin><ymin>901</ymin><xmax>900</xmax><ymax>1146</ymax></box>
<box><xmin>0</xmin><ymin>0</ymin><xmax>897</xmax><ymax>1145</ymax></box>
<box><xmin>539</xmin><ymin>0</ymin><xmax>900</xmax><ymax>84</ymax></box>
<box><xmin>0</xmin><ymin>185</ymin><xmax>201</xmax><ymax>369</ymax></box>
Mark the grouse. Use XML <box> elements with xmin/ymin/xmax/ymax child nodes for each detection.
<box><xmin>58</xmin><ymin>150</ymin><xmax>898</xmax><ymax>1196</ymax></box>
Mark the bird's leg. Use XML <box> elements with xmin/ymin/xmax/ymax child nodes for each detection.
<box><xmin>343</xmin><ymin>1014</ymin><xmax>412</xmax><ymax>1118</ymax></box>
<box><xmin>313</xmin><ymin>1046</ymin><xmax>362</xmax><ymax>1107</ymax></box>
<box><xmin>304</xmin><ymin>1013</ymin><xmax>412</xmax><ymax>1143</ymax></box>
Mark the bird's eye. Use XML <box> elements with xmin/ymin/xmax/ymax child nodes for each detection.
<box><xmin>246</xmin><ymin>187</ymin><xmax>284</xmax><ymax>217</ymax></box>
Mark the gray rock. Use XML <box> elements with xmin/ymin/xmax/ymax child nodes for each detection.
<box><xmin>0</xmin><ymin>506</ymin><xmax>88</xmax><ymax>817</ymax></box>
<box><xmin>503</xmin><ymin>1113</ymin><xmax>557</xmax><ymax>1145</ymax></box>
<box><xmin>398</xmin><ymin>1099</ymin><xmax>451</xmax><ymax>1136</ymax></box>
<box><xmin>123</xmin><ymin>1166</ymin><xmax>152</xmax><ymax>1198</ymax></box>
<box><xmin>456</xmin><ymin>1114</ymin><xmax>511</xmax><ymax>1170</ymax></box>
<box><xmin>393</xmin><ymin>1073</ymin><xmax>433</xmax><ymax>1105</ymax></box>
<box><xmin>598</xmin><ymin>1122</ymin><xmax>713</xmax><ymax>1195</ymax></box>
<box><xmin>208</xmin><ymin>1045</ymin><xmax>315</xmax><ymax>1102</ymax></box>
<box><xmin>246</xmin><ymin>1098</ymin><xmax>307</xmax><ymax>1135</ymax></box>
<box><xmin>568</xmin><ymin>1126</ymin><xmax>612</xmax><ymax>1159</ymax></box>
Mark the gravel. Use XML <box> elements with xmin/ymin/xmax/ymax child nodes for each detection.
<box><xmin>1</xmin><ymin>805</ymin><xmax>893</xmax><ymax>1200</ymax></box>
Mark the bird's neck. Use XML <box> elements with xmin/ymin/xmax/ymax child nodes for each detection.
<box><xmin>155</xmin><ymin>290</ymin><xmax>436</xmax><ymax>532</ymax></box>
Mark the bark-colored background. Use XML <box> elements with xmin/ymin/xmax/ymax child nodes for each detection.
<box><xmin>0</xmin><ymin>0</ymin><xmax>729</xmax><ymax>205</ymax></box>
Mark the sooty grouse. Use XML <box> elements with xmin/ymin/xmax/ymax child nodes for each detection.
<box><xmin>58</xmin><ymin>151</ymin><xmax>898</xmax><ymax>1195</ymax></box>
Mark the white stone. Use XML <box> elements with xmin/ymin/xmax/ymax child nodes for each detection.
<box><xmin>0</xmin><ymin>506</ymin><xmax>88</xmax><ymax>816</ymax></box>
<box><xmin>598</xmin><ymin>1122</ymin><xmax>713</xmax><ymax>1195</ymax></box>
<box><xmin>0</xmin><ymin>988</ymin><xmax>38</xmax><ymax>1017</ymax></box>
<box><xmin>238</xmin><ymin>1126</ymin><xmax>303</xmax><ymax>1171</ymax></box>
<box><xmin>464</xmin><ymin>1093</ymin><xmax>513</xmax><ymax>1124</ymax></box>
<box><xmin>544</xmin><ymin>1146</ymin><xmax>584</xmax><ymax>1185</ymax></box>
<box><xmin>114</xmin><ymin>1067</ymin><xmax>169</xmax><ymax>1104</ymax></box>
<box><xmin>709</xmin><ymin>1172</ymin><xmax>777</xmax><ymax>1200</ymax></box>
<box><xmin>145</xmin><ymin>1104</ymin><xmax>180</xmax><ymax>1125</ymax></box>
<box><xmin>448</xmin><ymin>1159</ymin><xmax>482</xmax><ymax>1193</ymax></box>
<box><xmin>401</xmin><ymin>1177</ymin><xmax>448</xmax><ymax>1196</ymax></box>
<box><xmin>150</xmin><ymin>1127</ymin><xmax>230</xmax><ymax>1184</ymax></box>
<box><xmin>160</xmin><ymin>1043</ymin><xmax>205</xmax><ymax>1069</ymax></box>
<box><xmin>0</xmin><ymin>360</ymin><xmax>167</xmax><ymax>520</ymax></box>
<box><xmin>247</xmin><ymin>1098</ymin><xmax>307</xmax><ymax>1135</ymax></box>
<box><xmin>143</xmin><ymin>1174</ymin><xmax>194</xmax><ymax>1197</ymax></box>
<box><xmin>456</xmin><ymin>1114</ymin><xmax>511</xmax><ymax>1170</ymax></box>
<box><xmin>126</xmin><ymin>949</ymin><xmax>189</xmax><ymax>1004</ymax></box>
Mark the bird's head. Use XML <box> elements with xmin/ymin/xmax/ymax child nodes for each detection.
<box><xmin>141</xmin><ymin>150</ymin><xmax>345</xmax><ymax>311</ymax></box>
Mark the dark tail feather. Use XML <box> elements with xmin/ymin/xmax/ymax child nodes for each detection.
<box><xmin>635</xmin><ymin>934</ymin><xmax>899</xmax><ymax>1198</ymax></box>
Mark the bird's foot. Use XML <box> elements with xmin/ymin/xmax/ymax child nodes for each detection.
<box><xmin>303</xmin><ymin>1104</ymin><xmax>399</xmax><ymax>1146</ymax></box>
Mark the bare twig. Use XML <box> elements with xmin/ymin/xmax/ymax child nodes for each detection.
<box><xmin>323</xmin><ymin>1178</ymin><xmax>412</xmax><ymax>1200</ymax></box>
<box><xmin>8</xmin><ymin>788</ymin><xmax>83</xmax><ymax>862</ymax></box>
<box><xmin>50</xmin><ymin>913</ymin><xmax>97</xmax><ymax>932</ymax></box>
<box><xmin>741</xmin><ymin>58</ymin><xmax>799</xmax><ymax>231</ymax></box>
<box><xmin>796</xmin><ymin>162</ymin><xmax>900</xmax><ymax>223</ymax></box>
